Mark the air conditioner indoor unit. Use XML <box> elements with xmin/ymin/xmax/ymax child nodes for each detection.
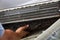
<box><xmin>0</xmin><ymin>0</ymin><xmax>60</xmax><ymax>40</ymax></box>
<box><xmin>0</xmin><ymin>0</ymin><xmax>60</xmax><ymax>24</ymax></box>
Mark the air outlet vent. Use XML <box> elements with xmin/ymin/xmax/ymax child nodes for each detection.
<box><xmin>0</xmin><ymin>1</ymin><xmax>60</xmax><ymax>24</ymax></box>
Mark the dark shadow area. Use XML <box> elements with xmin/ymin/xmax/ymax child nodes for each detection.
<box><xmin>2</xmin><ymin>17</ymin><xmax>59</xmax><ymax>34</ymax></box>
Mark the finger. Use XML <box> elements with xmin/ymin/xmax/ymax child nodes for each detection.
<box><xmin>15</xmin><ymin>25</ymin><xmax>29</xmax><ymax>33</ymax></box>
<box><xmin>19</xmin><ymin>31</ymin><xmax>29</xmax><ymax>38</ymax></box>
<box><xmin>20</xmin><ymin>25</ymin><xmax>29</xmax><ymax>30</ymax></box>
<box><xmin>17</xmin><ymin>25</ymin><xmax>29</xmax><ymax>31</ymax></box>
<box><xmin>23</xmin><ymin>31</ymin><xmax>29</xmax><ymax>36</ymax></box>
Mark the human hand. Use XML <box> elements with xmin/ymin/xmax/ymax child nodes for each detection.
<box><xmin>15</xmin><ymin>25</ymin><xmax>29</xmax><ymax>38</ymax></box>
<box><xmin>0</xmin><ymin>25</ymin><xmax>29</xmax><ymax>40</ymax></box>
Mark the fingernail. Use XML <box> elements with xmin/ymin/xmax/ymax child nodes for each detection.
<box><xmin>26</xmin><ymin>25</ymin><xmax>29</xmax><ymax>27</ymax></box>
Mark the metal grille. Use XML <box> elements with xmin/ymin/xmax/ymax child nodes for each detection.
<box><xmin>0</xmin><ymin>2</ymin><xmax>60</xmax><ymax>24</ymax></box>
